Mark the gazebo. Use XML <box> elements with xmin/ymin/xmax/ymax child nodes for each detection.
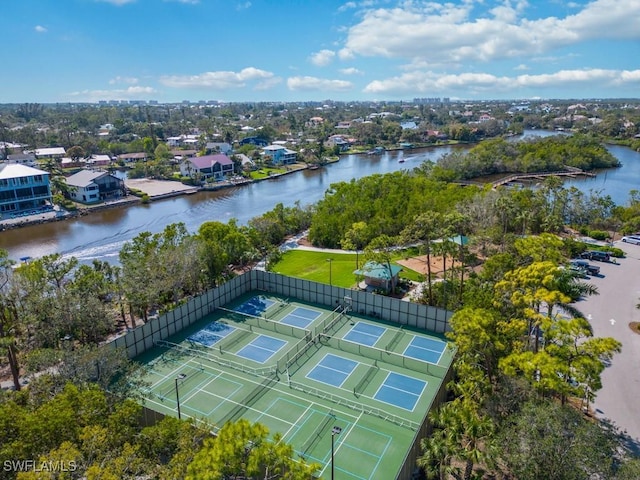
<box><xmin>354</xmin><ymin>261</ymin><xmax>402</xmax><ymax>293</ymax></box>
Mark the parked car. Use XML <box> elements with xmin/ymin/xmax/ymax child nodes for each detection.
<box><xmin>580</xmin><ymin>250</ymin><xmax>611</xmax><ymax>262</ymax></box>
<box><xmin>570</xmin><ymin>259</ymin><xmax>600</xmax><ymax>276</ymax></box>
<box><xmin>621</xmin><ymin>235</ymin><xmax>640</xmax><ymax>245</ymax></box>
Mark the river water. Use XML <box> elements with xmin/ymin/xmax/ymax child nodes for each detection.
<box><xmin>1</xmin><ymin>131</ymin><xmax>638</xmax><ymax>263</ymax></box>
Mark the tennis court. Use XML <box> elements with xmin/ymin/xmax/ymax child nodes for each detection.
<box><xmin>403</xmin><ymin>335</ymin><xmax>447</xmax><ymax>364</ymax></box>
<box><xmin>135</xmin><ymin>292</ymin><xmax>454</xmax><ymax>479</ymax></box>
<box><xmin>343</xmin><ymin>321</ymin><xmax>387</xmax><ymax>346</ymax></box>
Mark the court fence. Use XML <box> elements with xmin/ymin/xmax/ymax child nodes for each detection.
<box><xmin>109</xmin><ymin>270</ymin><xmax>452</xmax><ymax>361</ymax></box>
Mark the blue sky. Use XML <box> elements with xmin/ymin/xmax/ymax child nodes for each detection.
<box><xmin>3</xmin><ymin>0</ymin><xmax>639</xmax><ymax>103</ymax></box>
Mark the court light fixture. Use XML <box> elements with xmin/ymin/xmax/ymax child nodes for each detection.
<box><xmin>175</xmin><ymin>373</ymin><xmax>187</xmax><ymax>420</ymax></box>
<box><xmin>331</xmin><ymin>425</ymin><xmax>342</xmax><ymax>480</ymax></box>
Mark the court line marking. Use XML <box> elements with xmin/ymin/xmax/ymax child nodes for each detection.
<box><xmin>402</xmin><ymin>334</ymin><xmax>446</xmax><ymax>364</ymax></box>
<box><xmin>306</xmin><ymin>366</ymin><xmax>349</xmax><ymax>388</ymax></box>
<box><xmin>152</xmin><ymin>353</ymin><xmax>360</xmax><ymax>424</ymax></box>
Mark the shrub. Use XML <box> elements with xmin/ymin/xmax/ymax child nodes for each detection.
<box><xmin>589</xmin><ymin>230</ymin><xmax>609</xmax><ymax>241</ymax></box>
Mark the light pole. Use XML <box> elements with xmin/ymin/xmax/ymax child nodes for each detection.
<box><xmin>327</xmin><ymin>258</ymin><xmax>333</xmax><ymax>286</ymax></box>
<box><xmin>331</xmin><ymin>425</ymin><xmax>342</xmax><ymax>480</ymax></box>
<box><xmin>175</xmin><ymin>373</ymin><xmax>187</xmax><ymax>420</ymax></box>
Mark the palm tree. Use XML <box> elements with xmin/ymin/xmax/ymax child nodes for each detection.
<box><xmin>419</xmin><ymin>399</ymin><xmax>496</xmax><ymax>480</ymax></box>
<box><xmin>401</xmin><ymin>211</ymin><xmax>443</xmax><ymax>306</ymax></box>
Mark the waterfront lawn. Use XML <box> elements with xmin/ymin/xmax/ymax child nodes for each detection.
<box><xmin>271</xmin><ymin>249</ymin><xmax>424</xmax><ymax>287</ymax></box>
<box><xmin>249</xmin><ymin>168</ymin><xmax>287</xmax><ymax>180</ymax></box>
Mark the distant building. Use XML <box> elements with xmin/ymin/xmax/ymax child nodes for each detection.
<box><xmin>239</xmin><ymin>137</ymin><xmax>268</xmax><ymax>147</ymax></box>
<box><xmin>117</xmin><ymin>152</ymin><xmax>148</xmax><ymax>164</ymax></box>
<box><xmin>34</xmin><ymin>147</ymin><xmax>66</xmax><ymax>159</ymax></box>
<box><xmin>206</xmin><ymin>142</ymin><xmax>233</xmax><ymax>155</ymax></box>
<box><xmin>0</xmin><ymin>164</ymin><xmax>52</xmax><ymax>215</ymax></box>
<box><xmin>4</xmin><ymin>153</ymin><xmax>37</xmax><ymax>167</ymax></box>
<box><xmin>64</xmin><ymin>170</ymin><xmax>125</xmax><ymax>204</ymax></box>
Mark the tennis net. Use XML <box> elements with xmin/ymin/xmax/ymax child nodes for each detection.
<box><xmin>155</xmin><ymin>340</ymin><xmax>277</xmax><ymax>377</ymax></box>
<box><xmin>218</xmin><ymin>306</ymin><xmax>308</xmax><ymax>339</ymax></box>
<box><xmin>301</xmin><ymin>411</ymin><xmax>336</xmax><ymax>458</ymax></box>
<box><xmin>215</xmin><ymin>373</ymin><xmax>279</xmax><ymax>429</ymax></box>
<box><xmin>289</xmin><ymin>381</ymin><xmax>418</xmax><ymax>431</ymax></box>
<box><xmin>319</xmin><ymin>334</ymin><xmax>447</xmax><ymax>377</ymax></box>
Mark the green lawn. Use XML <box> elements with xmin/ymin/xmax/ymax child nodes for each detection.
<box><xmin>271</xmin><ymin>249</ymin><xmax>424</xmax><ymax>288</ymax></box>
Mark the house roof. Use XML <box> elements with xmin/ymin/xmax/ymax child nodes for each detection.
<box><xmin>117</xmin><ymin>152</ymin><xmax>147</xmax><ymax>159</ymax></box>
<box><xmin>433</xmin><ymin>235</ymin><xmax>469</xmax><ymax>246</ymax></box>
<box><xmin>65</xmin><ymin>170</ymin><xmax>110</xmax><ymax>187</ymax></box>
<box><xmin>187</xmin><ymin>154</ymin><xmax>233</xmax><ymax>169</ymax></box>
<box><xmin>353</xmin><ymin>261</ymin><xmax>402</xmax><ymax>280</ymax></box>
<box><xmin>0</xmin><ymin>164</ymin><xmax>49</xmax><ymax>179</ymax></box>
<box><xmin>35</xmin><ymin>147</ymin><xmax>66</xmax><ymax>156</ymax></box>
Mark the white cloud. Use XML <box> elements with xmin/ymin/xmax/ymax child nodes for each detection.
<box><xmin>109</xmin><ymin>76</ymin><xmax>139</xmax><ymax>85</ymax></box>
<box><xmin>236</xmin><ymin>1</ymin><xmax>251</xmax><ymax>10</ymax></box>
<box><xmin>342</xmin><ymin>0</ymin><xmax>640</xmax><ymax>64</ymax></box>
<box><xmin>339</xmin><ymin>67</ymin><xmax>363</xmax><ymax>75</ymax></box>
<box><xmin>287</xmin><ymin>76</ymin><xmax>353</xmax><ymax>92</ymax></box>
<box><xmin>34</xmin><ymin>25</ymin><xmax>47</xmax><ymax>33</ymax></box>
<box><xmin>310</xmin><ymin>49</ymin><xmax>336</xmax><ymax>67</ymax></box>
<box><xmin>159</xmin><ymin>67</ymin><xmax>275</xmax><ymax>89</ymax></box>
<box><xmin>363</xmin><ymin>68</ymin><xmax>640</xmax><ymax>96</ymax></box>
<box><xmin>514</xmin><ymin>64</ymin><xmax>529</xmax><ymax>71</ymax></box>
<box><xmin>67</xmin><ymin>85</ymin><xmax>156</xmax><ymax>102</ymax></box>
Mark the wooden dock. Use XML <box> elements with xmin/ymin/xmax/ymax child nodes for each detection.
<box><xmin>492</xmin><ymin>169</ymin><xmax>595</xmax><ymax>188</ymax></box>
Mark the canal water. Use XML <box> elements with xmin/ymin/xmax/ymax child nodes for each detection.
<box><xmin>1</xmin><ymin>131</ymin><xmax>638</xmax><ymax>263</ymax></box>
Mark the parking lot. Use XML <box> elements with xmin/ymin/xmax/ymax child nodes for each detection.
<box><xmin>577</xmin><ymin>241</ymin><xmax>640</xmax><ymax>452</ymax></box>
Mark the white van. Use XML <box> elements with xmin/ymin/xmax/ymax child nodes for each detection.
<box><xmin>621</xmin><ymin>235</ymin><xmax>640</xmax><ymax>245</ymax></box>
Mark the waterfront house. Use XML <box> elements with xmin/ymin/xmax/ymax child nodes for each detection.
<box><xmin>117</xmin><ymin>152</ymin><xmax>148</xmax><ymax>164</ymax></box>
<box><xmin>180</xmin><ymin>154</ymin><xmax>234</xmax><ymax>181</ymax></box>
<box><xmin>354</xmin><ymin>261</ymin><xmax>402</xmax><ymax>294</ymax></box>
<box><xmin>86</xmin><ymin>154</ymin><xmax>112</xmax><ymax>167</ymax></box>
<box><xmin>0</xmin><ymin>164</ymin><xmax>52</xmax><ymax>216</ymax></box>
<box><xmin>261</xmin><ymin>145</ymin><xmax>297</xmax><ymax>165</ymax></box>
<box><xmin>64</xmin><ymin>170</ymin><xmax>126</xmax><ymax>204</ymax></box>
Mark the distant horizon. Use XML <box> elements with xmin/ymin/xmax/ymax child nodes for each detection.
<box><xmin>1</xmin><ymin>97</ymin><xmax>639</xmax><ymax>108</ymax></box>
<box><xmin>3</xmin><ymin>1</ymin><xmax>639</xmax><ymax>104</ymax></box>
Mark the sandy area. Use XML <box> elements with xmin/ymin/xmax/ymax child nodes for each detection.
<box><xmin>124</xmin><ymin>178</ymin><xmax>198</xmax><ymax>197</ymax></box>
<box><xmin>396</xmin><ymin>255</ymin><xmax>462</xmax><ymax>276</ymax></box>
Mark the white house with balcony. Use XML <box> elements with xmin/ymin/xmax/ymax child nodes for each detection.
<box><xmin>0</xmin><ymin>164</ymin><xmax>52</xmax><ymax>216</ymax></box>
<box><xmin>261</xmin><ymin>145</ymin><xmax>297</xmax><ymax>165</ymax></box>
<box><xmin>64</xmin><ymin>170</ymin><xmax>125</xmax><ymax>204</ymax></box>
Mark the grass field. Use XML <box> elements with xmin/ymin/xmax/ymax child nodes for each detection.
<box><xmin>272</xmin><ymin>249</ymin><xmax>425</xmax><ymax>288</ymax></box>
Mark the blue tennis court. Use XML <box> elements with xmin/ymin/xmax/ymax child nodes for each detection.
<box><xmin>280</xmin><ymin>307</ymin><xmax>321</xmax><ymax>329</ymax></box>
<box><xmin>306</xmin><ymin>354</ymin><xmax>358</xmax><ymax>387</ymax></box>
<box><xmin>343</xmin><ymin>322</ymin><xmax>386</xmax><ymax>347</ymax></box>
<box><xmin>188</xmin><ymin>322</ymin><xmax>235</xmax><ymax>347</ymax></box>
<box><xmin>374</xmin><ymin>372</ymin><xmax>426</xmax><ymax>411</ymax></box>
<box><xmin>236</xmin><ymin>335</ymin><xmax>287</xmax><ymax>363</ymax></box>
<box><xmin>236</xmin><ymin>296</ymin><xmax>275</xmax><ymax>316</ymax></box>
<box><xmin>403</xmin><ymin>335</ymin><xmax>446</xmax><ymax>364</ymax></box>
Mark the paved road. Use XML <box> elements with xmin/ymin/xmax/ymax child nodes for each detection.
<box><xmin>577</xmin><ymin>241</ymin><xmax>640</xmax><ymax>452</ymax></box>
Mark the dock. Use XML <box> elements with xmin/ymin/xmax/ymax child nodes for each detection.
<box><xmin>491</xmin><ymin>169</ymin><xmax>595</xmax><ymax>188</ymax></box>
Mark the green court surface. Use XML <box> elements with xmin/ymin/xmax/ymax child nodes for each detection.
<box><xmin>135</xmin><ymin>292</ymin><xmax>454</xmax><ymax>479</ymax></box>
